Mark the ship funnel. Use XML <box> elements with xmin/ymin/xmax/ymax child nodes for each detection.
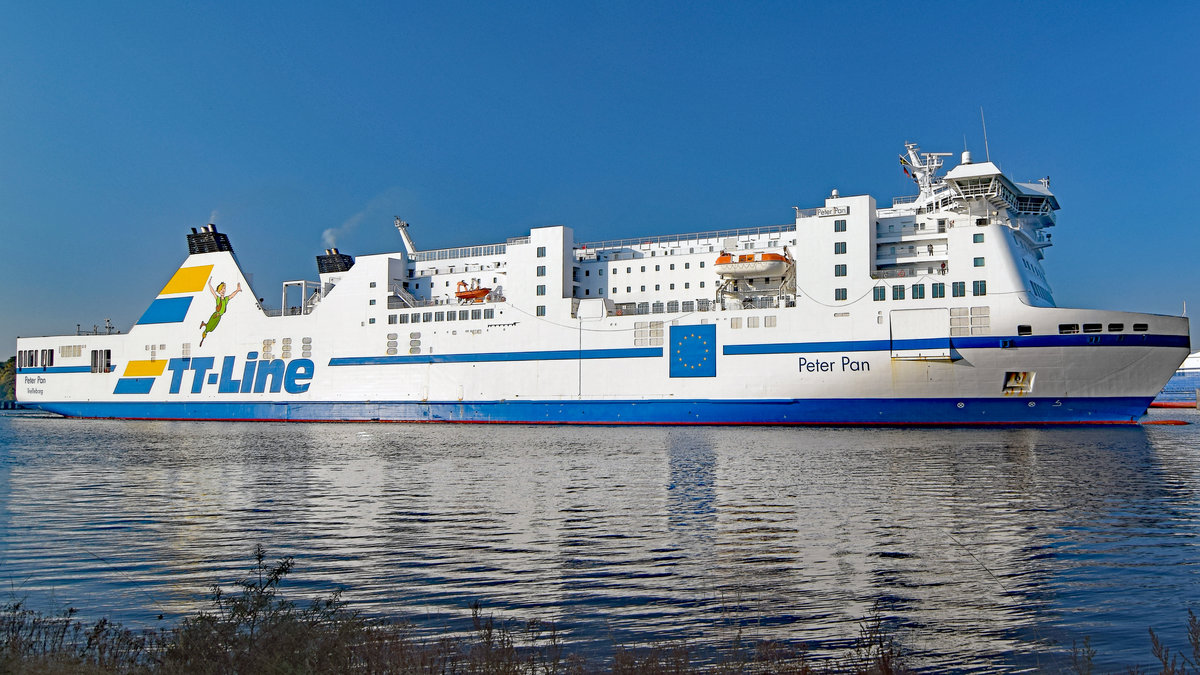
<box><xmin>187</xmin><ymin>223</ymin><xmax>234</xmax><ymax>254</ymax></box>
<box><xmin>317</xmin><ymin>248</ymin><xmax>354</xmax><ymax>274</ymax></box>
<box><xmin>962</xmin><ymin>150</ymin><xmax>973</xmax><ymax>165</ymax></box>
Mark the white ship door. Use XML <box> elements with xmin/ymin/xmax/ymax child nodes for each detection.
<box><xmin>890</xmin><ymin>308</ymin><xmax>953</xmax><ymax>361</ymax></box>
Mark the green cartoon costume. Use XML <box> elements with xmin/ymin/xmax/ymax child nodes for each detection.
<box><xmin>200</xmin><ymin>280</ymin><xmax>241</xmax><ymax>346</ymax></box>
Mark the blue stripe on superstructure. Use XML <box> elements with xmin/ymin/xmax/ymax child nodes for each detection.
<box><xmin>329</xmin><ymin>347</ymin><xmax>662</xmax><ymax>367</ymax></box>
<box><xmin>25</xmin><ymin>396</ymin><xmax>1155</xmax><ymax>425</ymax></box>
<box><xmin>723</xmin><ymin>333</ymin><xmax>1190</xmax><ymax>355</ymax></box>
<box><xmin>113</xmin><ymin>377</ymin><xmax>156</xmax><ymax>395</ymax></box>
<box><xmin>15</xmin><ymin>366</ymin><xmax>92</xmax><ymax>374</ymax></box>
<box><xmin>136</xmin><ymin>296</ymin><xmax>193</xmax><ymax>325</ymax></box>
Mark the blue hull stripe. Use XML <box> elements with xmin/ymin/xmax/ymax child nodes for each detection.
<box><xmin>724</xmin><ymin>333</ymin><xmax>1190</xmax><ymax>355</ymax></box>
<box><xmin>26</xmin><ymin>396</ymin><xmax>1154</xmax><ymax>425</ymax></box>
<box><xmin>113</xmin><ymin>377</ymin><xmax>156</xmax><ymax>394</ymax></box>
<box><xmin>330</xmin><ymin>347</ymin><xmax>662</xmax><ymax>367</ymax></box>
<box><xmin>137</xmin><ymin>297</ymin><xmax>193</xmax><ymax>325</ymax></box>
<box><xmin>16</xmin><ymin>366</ymin><xmax>92</xmax><ymax>374</ymax></box>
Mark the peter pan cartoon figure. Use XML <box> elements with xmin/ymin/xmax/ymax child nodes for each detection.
<box><xmin>199</xmin><ymin>279</ymin><xmax>242</xmax><ymax>346</ymax></box>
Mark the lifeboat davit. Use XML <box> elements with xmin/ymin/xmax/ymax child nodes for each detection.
<box><xmin>455</xmin><ymin>281</ymin><xmax>491</xmax><ymax>302</ymax></box>
<box><xmin>714</xmin><ymin>251</ymin><xmax>790</xmax><ymax>278</ymax></box>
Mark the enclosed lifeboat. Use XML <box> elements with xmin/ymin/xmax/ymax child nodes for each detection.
<box><xmin>455</xmin><ymin>280</ymin><xmax>491</xmax><ymax>302</ymax></box>
<box><xmin>714</xmin><ymin>250</ymin><xmax>791</xmax><ymax>278</ymax></box>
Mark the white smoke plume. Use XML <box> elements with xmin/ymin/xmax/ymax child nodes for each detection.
<box><xmin>322</xmin><ymin>187</ymin><xmax>412</xmax><ymax>249</ymax></box>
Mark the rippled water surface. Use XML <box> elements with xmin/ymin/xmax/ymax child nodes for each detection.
<box><xmin>2</xmin><ymin>410</ymin><xmax>1199</xmax><ymax>671</ymax></box>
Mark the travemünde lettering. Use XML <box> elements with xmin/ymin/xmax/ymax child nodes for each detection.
<box><xmin>14</xmin><ymin>142</ymin><xmax>1191</xmax><ymax>424</ymax></box>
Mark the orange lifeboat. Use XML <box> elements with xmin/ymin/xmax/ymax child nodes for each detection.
<box><xmin>713</xmin><ymin>251</ymin><xmax>791</xmax><ymax>278</ymax></box>
<box><xmin>455</xmin><ymin>280</ymin><xmax>491</xmax><ymax>302</ymax></box>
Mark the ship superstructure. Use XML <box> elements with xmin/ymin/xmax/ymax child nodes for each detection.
<box><xmin>15</xmin><ymin>144</ymin><xmax>1190</xmax><ymax>423</ymax></box>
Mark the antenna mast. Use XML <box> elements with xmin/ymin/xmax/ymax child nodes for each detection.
<box><xmin>980</xmin><ymin>107</ymin><xmax>991</xmax><ymax>162</ymax></box>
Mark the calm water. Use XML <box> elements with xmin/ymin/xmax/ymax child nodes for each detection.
<box><xmin>1</xmin><ymin>410</ymin><xmax>1199</xmax><ymax>671</ymax></box>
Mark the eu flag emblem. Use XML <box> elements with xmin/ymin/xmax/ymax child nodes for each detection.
<box><xmin>669</xmin><ymin>324</ymin><xmax>716</xmax><ymax>378</ymax></box>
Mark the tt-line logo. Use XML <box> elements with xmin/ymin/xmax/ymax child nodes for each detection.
<box><xmin>164</xmin><ymin>353</ymin><xmax>315</xmax><ymax>394</ymax></box>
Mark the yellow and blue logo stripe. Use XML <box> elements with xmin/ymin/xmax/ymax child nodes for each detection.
<box><xmin>135</xmin><ymin>264</ymin><xmax>213</xmax><ymax>325</ymax></box>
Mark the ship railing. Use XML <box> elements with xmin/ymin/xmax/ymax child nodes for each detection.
<box><xmin>871</xmin><ymin>266</ymin><xmax>949</xmax><ymax>279</ymax></box>
<box><xmin>410</xmin><ymin>242</ymin><xmax>508</xmax><ymax>263</ymax></box>
<box><xmin>578</xmin><ymin>223</ymin><xmax>796</xmax><ymax>253</ymax></box>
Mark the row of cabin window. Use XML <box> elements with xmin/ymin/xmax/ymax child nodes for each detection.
<box><xmin>613</xmin><ymin>281</ymin><xmax>705</xmax><ymax>294</ymax></box>
<box><xmin>16</xmin><ymin>349</ymin><xmax>54</xmax><ymax>368</ymax></box>
<box><xmin>1056</xmin><ymin>322</ymin><xmax>1148</xmax><ymax>335</ymax></box>
<box><xmin>850</xmin><ymin>281</ymin><xmax>987</xmax><ymax>302</ymax></box>
<box><xmin>388</xmin><ymin>308</ymin><xmax>495</xmax><ymax>325</ymax></box>
<box><xmin>612</xmin><ymin>262</ymin><xmax>704</xmax><ymax>274</ymax></box>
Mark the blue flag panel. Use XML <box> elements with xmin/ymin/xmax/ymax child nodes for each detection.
<box><xmin>669</xmin><ymin>324</ymin><xmax>716</xmax><ymax>378</ymax></box>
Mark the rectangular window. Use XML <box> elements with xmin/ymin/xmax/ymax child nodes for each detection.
<box><xmin>931</xmin><ymin>282</ymin><xmax>945</xmax><ymax>298</ymax></box>
<box><xmin>368</xmin><ymin>317</ymin><xmax>376</xmax><ymax>324</ymax></box>
<box><xmin>873</xmin><ymin>287</ymin><xmax>886</xmax><ymax>301</ymax></box>
<box><xmin>484</xmin><ymin>308</ymin><xmax>494</xmax><ymax>319</ymax></box>
<box><xmin>973</xmin><ymin>233</ymin><xmax>985</xmax><ymax>243</ymax></box>
<box><xmin>471</xmin><ymin>309</ymin><xmax>482</xmax><ymax>320</ymax></box>
<box><xmin>536</xmin><ymin>306</ymin><xmax>546</xmax><ymax>316</ymax></box>
<box><xmin>423</xmin><ymin>312</ymin><xmax>433</xmax><ymax>322</ymax></box>
<box><xmin>1133</xmin><ymin>323</ymin><xmax>1149</xmax><ymax>332</ymax></box>
<box><xmin>1107</xmin><ymin>323</ymin><xmax>1124</xmax><ymax>332</ymax></box>
<box><xmin>369</xmin><ymin>299</ymin><xmax>376</xmax><ymax>305</ymax></box>
<box><xmin>398</xmin><ymin>314</ymin><xmax>409</xmax><ymax>324</ymax></box>
<box><xmin>911</xmin><ymin>284</ymin><xmax>925</xmax><ymax>299</ymax></box>
<box><xmin>834</xmin><ymin>242</ymin><xmax>847</xmax><ymax>254</ymax></box>
<box><xmin>1083</xmin><ymin>323</ymin><xmax>1103</xmax><ymax>333</ymax></box>
<box><xmin>974</xmin><ymin>257</ymin><xmax>985</xmax><ymax>267</ymax></box>
<box><xmin>537</xmin><ymin>246</ymin><xmax>546</xmax><ymax>257</ymax></box>
<box><xmin>1017</xmin><ymin>324</ymin><xmax>1032</xmax><ymax>336</ymax></box>
<box><xmin>834</xmin><ymin>264</ymin><xmax>847</xmax><ymax>277</ymax></box>
<box><xmin>459</xmin><ymin>310</ymin><xmax>469</xmax><ymax>320</ymax></box>
<box><xmin>835</xmin><ymin>288</ymin><xmax>847</xmax><ymax>301</ymax></box>
<box><xmin>972</xmin><ymin>280</ymin><xmax>987</xmax><ymax>296</ymax></box>
<box><xmin>536</xmin><ymin>285</ymin><xmax>546</xmax><ymax>296</ymax></box>
<box><xmin>388</xmin><ymin>314</ymin><xmax>398</xmax><ymax>324</ymax></box>
<box><xmin>411</xmin><ymin>313</ymin><xmax>421</xmax><ymax>324</ymax></box>
<box><xmin>1059</xmin><ymin>323</ymin><xmax>1080</xmax><ymax>334</ymax></box>
<box><xmin>435</xmin><ymin>311</ymin><xmax>445</xmax><ymax>321</ymax></box>
<box><xmin>834</xmin><ymin>219</ymin><xmax>847</xmax><ymax>232</ymax></box>
<box><xmin>892</xmin><ymin>284</ymin><xmax>905</xmax><ymax>300</ymax></box>
<box><xmin>730</xmin><ymin>317</ymin><xmax>742</xmax><ymax>329</ymax></box>
<box><xmin>747</xmin><ymin>316</ymin><xmax>759</xmax><ymax>328</ymax></box>
<box><xmin>536</xmin><ymin>265</ymin><xmax>546</xmax><ymax>276</ymax></box>
<box><xmin>952</xmin><ymin>282</ymin><xmax>966</xmax><ymax>297</ymax></box>
<box><xmin>445</xmin><ymin>312</ymin><xmax>455</xmax><ymax>322</ymax></box>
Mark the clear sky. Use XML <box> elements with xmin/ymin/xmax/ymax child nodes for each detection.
<box><xmin>3</xmin><ymin>1</ymin><xmax>1198</xmax><ymax>355</ymax></box>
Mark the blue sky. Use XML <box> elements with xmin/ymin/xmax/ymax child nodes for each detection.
<box><xmin>3</xmin><ymin>1</ymin><xmax>1198</xmax><ymax>354</ymax></box>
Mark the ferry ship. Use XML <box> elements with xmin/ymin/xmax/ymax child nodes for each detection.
<box><xmin>1151</xmin><ymin>352</ymin><xmax>1200</xmax><ymax>407</ymax></box>
<box><xmin>15</xmin><ymin>144</ymin><xmax>1191</xmax><ymax>424</ymax></box>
